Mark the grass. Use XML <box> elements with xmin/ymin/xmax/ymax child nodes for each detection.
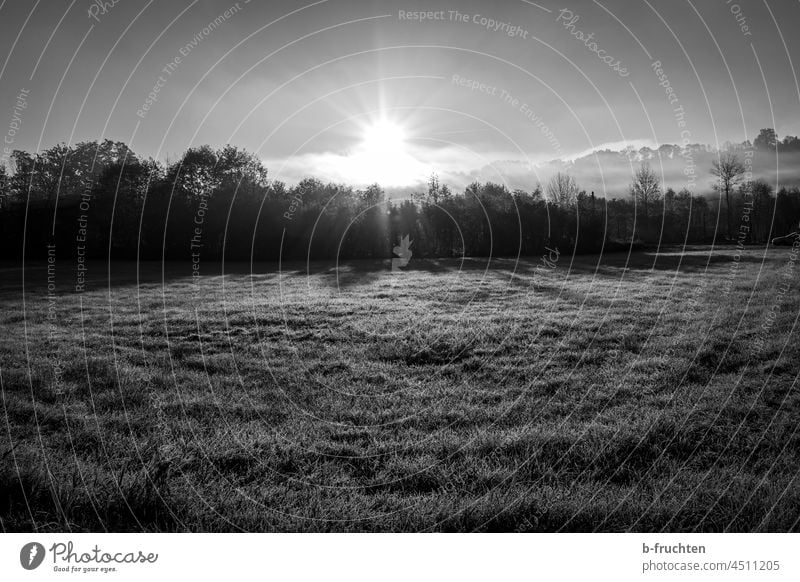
<box><xmin>1</xmin><ymin>246</ymin><xmax>799</xmax><ymax>532</ymax></box>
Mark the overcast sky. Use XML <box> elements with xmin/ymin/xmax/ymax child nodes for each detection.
<box><xmin>1</xmin><ymin>0</ymin><xmax>798</xmax><ymax>192</ymax></box>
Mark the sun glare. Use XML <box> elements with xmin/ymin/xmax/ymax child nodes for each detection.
<box><xmin>362</xmin><ymin>120</ymin><xmax>406</xmax><ymax>154</ymax></box>
<box><xmin>346</xmin><ymin>119</ymin><xmax>427</xmax><ymax>187</ymax></box>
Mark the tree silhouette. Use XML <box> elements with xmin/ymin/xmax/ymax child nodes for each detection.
<box><xmin>710</xmin><ymin>152</ymin><xmax>746</xmax><ymax>239</ymax></box>
<box><xmin>630</xmin><ymin>162</ymin><xmax>661</xmax><ymax>239</ymax></box>
<box><xmin>754</xmin><ymin>128</ymin><xmax>777</xmax><ymax>150</ymax></box>
<box><xmin>546</xmin><ymin>172</ymin><xmax>579</xmax><ymax>207</ymax></box>
<box><xmin>2</xmin><ymin>137</ymin><xmax>798</xmax><ymax>262</ymax></box>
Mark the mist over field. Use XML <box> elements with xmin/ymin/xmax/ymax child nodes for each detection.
<box><xmin>489</xmin><ymin>144</ymin><xmax>800</xmax><ymax>198</ymax></box>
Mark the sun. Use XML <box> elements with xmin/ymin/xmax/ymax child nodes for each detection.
<box><xmin>339</xmin><ymin>117</ymin><xmax>431</xmax><ymax>187</ymax></box>
<box><xmin>362</xmin><ymin>120</ymin><xmax>406</xmax><ymax>155</ymax></box>
<box><xmin>343</xmin><ymin>119</ymin><xmax>429</xmax><ymax>187</ymax></box>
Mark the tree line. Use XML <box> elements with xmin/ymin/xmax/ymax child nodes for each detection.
<box><xmin>1</xmin><ymin>133</ymin><xmax>798</xmax><ymax>263</ymax></box>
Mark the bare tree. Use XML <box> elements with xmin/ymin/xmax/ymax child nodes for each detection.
<box><xmin>710</xmin><ymin>152</ymin><xmax>746</xmax><ymax>239</ymax></box>
<box><xmin>630</xmin><ymin>162</ymin><xmax>661</xmax><ymax>235</ymax></box>
<box><xmin>546</xmin><ymin>172</ymin><xmax>579</xmax><ymax>207</ymax></box>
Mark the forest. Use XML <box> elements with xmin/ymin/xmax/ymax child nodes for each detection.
<box><xmin>1</xmin><ymin>129</ymin><xmax>799</xmax><ymax>262</ymax></box>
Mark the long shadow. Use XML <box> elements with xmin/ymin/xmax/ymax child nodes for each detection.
<box><xmin>0</xmin><ymin>246</ymin><xmax>781</xmax><ymax>297</ymax></box>
<box><xmin>564</xmin><ymin>246</ymin><xmax>778</xmax><ymax>277</ymax></box>
<box><xmin>0</xmin><ymin>260</ymin><xmax>282</xmax><ymax>297</ymax></box>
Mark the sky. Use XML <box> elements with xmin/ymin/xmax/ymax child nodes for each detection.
<box><xmin>1</xmin><ymin>0</ymin><xmax>799</xmax><ymax>195</ymax></box>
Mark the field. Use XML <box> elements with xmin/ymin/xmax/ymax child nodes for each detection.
<box><xmin>1</xmin><ymin>246</ymin><xmax>799</xmax><ymax>532</ymax></box>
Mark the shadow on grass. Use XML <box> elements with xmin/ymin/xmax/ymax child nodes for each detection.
<box><xmin>0</xmin><ymin>247</ymin><xmax>781</xmax><ymax>298</ymax></box>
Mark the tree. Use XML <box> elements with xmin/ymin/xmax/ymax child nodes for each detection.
<box><xmin>630</xmin><ymin>162</ymin><xmax>661</xmax><ymax>237</ymax></box>
<box><xmin>166</xmin><ymin>145</ymin><xmax>219</xmax><ymax>201</ymax></box>
<box><xmin>749</xmin><ymin>179</ymin><xmax>774</xmax><ymax>243</ymax></box>
<box><xmin>775</xmin><ymin>187</ymin><xmax>800</xmax><ymax>236</ymax></box>
<box><xmin>781</xmin><ymin>135</ymin><xmax>800</xmax><ymax>151</ymax></box>
<box><xmin>691</xmin><ymin>195</ymin><xmax>710</xmax><ymax>241</ymax></box>
<box><xmin>673</xmin><ymin>188</ymin><xmax>693</xmax><ymax>240</ymax></box>
<box><xmin>8</xmin><ymin>150</ymin><xmax>35</xmax><ymax>201</ymax></box>
<box><xmin>754</xmin><ymin>128</ymin><xmax>777</xmax><ymax>150</ymax></box>
<box><xmin>360</xmin><ymin>183</ymin><xmax>384</xmax><ymax>206</ymax></box>
<box><xmin>710</xmin><ymin>152</ymin><xmax>746</xmax><ymax>239</ymax></box>
<box><xmin>215</xmin><ymin>144</ymin><xmax>268</xmax><ymax>192</ymax></box>
<box><xmin>423</xmin><ymin>173</ymin><xmax>452</xmax><ymax>205</ymax></box>
<box><xmin>427</xmin><ymin>173</ymin><xmax>440</xmax><ymax>205</ymax></box>
<box><xmin>89</xmin><ymin>158</ymin><xmax>155</xmax><ymax>258</ymax></box>
<box><xmin>607</xmin><ymin>198</ymin><xmax>633</xmax><ymax>241</ymax></box>
<box><xmin>664</xmin><ymin>187</ymin><xmax>676</xmax><ymax>214</ymax></box>
<box><xmin>0</xmin><ymin>165</ymin><xmax>8</xmax><ymax>209</ymax></box>
<box><xmin>546</xmin><ymin>172</ymin><xmax>578</xmax><ymax>207</ymax></box>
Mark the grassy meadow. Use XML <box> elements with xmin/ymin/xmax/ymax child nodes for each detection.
<box><xmin>1</xmin><ymin>246</ymin><xmax>799</xmax><ymax>532</ymax></box>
